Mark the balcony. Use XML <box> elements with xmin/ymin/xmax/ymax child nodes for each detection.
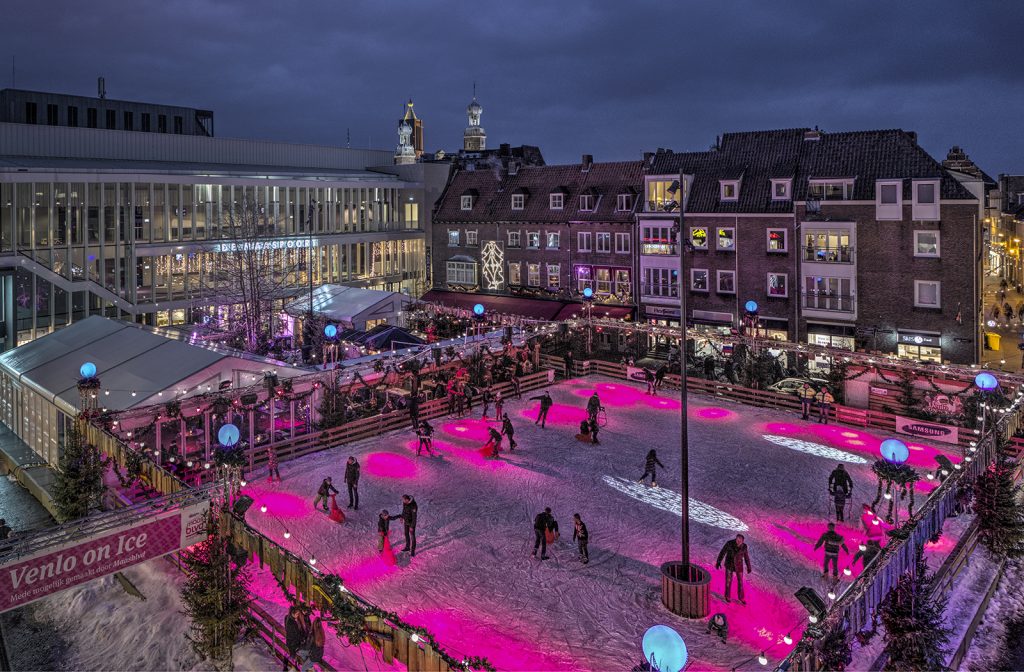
<box><xmin>645</xmin><ymin>199</ymin><xmax>679</xmax><ymax>213</ymax></box>
<box><xmin>802</xmin><ymin>292</ymin><xmax>856</xmax><ymax>313</ymax></box>
<box><xmin>803</xmin><ymin>246</ymin><xmax>854</xmax><ymax>263</ymax></box>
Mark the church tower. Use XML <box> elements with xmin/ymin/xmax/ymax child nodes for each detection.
<box><xmin>403</xmin><ymin>99</ymin><xmax>424</xmax><ymax>156</ymax></box>
<box><xmin>463</xmin><ymin>95</ymin><xmax>486</xmax><ymax>152</ymax></box>
<box><xmin>394</xmin><ymin>100</ymin><xmax>420</xmax><ymax>165</ymax></box>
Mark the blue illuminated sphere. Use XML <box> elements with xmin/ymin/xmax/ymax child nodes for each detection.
<box><xmin>324</xmin><ymin>324</ymin><xmax>338</xmax><ymax>338</ymax></box>
<box><xmin>583</xmin><ymin>287</ymin><xmax>594</xmax><ymax>299</ymax></box>
<box><xmin>880</xmin><ymin>438</ymin><xmax>909</xmax><ymax>465</ymax></box>
<box><xmin>218</xmin><ymin>423</ymin><xmax>241</xmax><ymax>447</ymax></box>
<box><xmin>80</xmin><ymin>362</ymin><xmax>97</xmax><ymax>379</ymax></box>
<box><xmin>642</xmin><ymin>625</ymin><xmax>687</xmax><ymax>672</ymax></box>
<box><xmin>975</xmin><ymin>372</ymin><xmax>998</xmax><ymax>391</ymax></box>
<box><xmin>745</xmin><ymin>300</ymin><xmax>758</xmax><ymax>313</ymax></box>
<box><xmin>473</xmin><ymin>303</ymin><xmax>485</xmax><ymax>316</ymax></box>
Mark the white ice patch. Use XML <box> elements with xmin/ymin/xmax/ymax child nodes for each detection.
<box><xmin>602</xmin><ymin>475</ymin><xmax>749</xmax><ymax>532</ymax></box>
<box><xmin>761</xmin><ymin>434</ymin><xmax>869</xmax><ymax>464</ymax></box>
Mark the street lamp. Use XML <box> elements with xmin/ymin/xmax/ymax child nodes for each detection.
<box><xmin>975</xmin><ymin>371</ymin><xmax>998</xmax><ymax>437</ymax></box>
<box><xmin>880</xmin><ymin>438</ymin><xmax>909</xmax><ymax>525</ymax></box>
<box><xmin>583</xmin><ymin>286</ymin><xmax>594</xmax><ymax>354</ymax></box>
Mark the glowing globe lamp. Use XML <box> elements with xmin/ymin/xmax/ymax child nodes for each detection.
<box><xmin>642</xmin><ymin>625</ymin><xmax>687</xmax><ymax>672</ymax></box>
<box><xmin>473</xmin><ymin>303</ymin><xmax>485</xmax><ymax>316</ymax></box>
<box><xmin>79</xmin><ymin>362</ymin><xmax>98</xmax><ymax>379</ymax></box>
<box><xmin>218</xmin><ymin>423</ymin><xmax>241</xmax><ymax>447</ymax></box>
<box><xmin>745</xmin><ymin>300</ymin><xmax>758</xmax><ymax>313</ymax></box>
<box><xmin>583</xmin><ymin>287</ymin><xmax>594</xmax><ymax>299</ymax></box>
<box><xmin>880</xmin><ymin>438</ymin><xmax>909</xmax><ymax>465</ymax></box>
<box><xmin>975</xmin><ymin>372</ymin><xmax>998</xmax><ymax>391</ymax></box>
<box><xmin>324</xmin><ymin>324</ymin><xmax>338</xmax><ymax>339</ymax></box>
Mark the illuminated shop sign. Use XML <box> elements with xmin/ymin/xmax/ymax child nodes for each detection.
<box><xmin>213</xmin><ymin>238</ymin><xmax>319</xmax><ymax>253</ymax></box>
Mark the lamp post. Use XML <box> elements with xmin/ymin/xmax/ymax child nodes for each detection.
<box><xmin>583</xmin><ymin>286</ymin><xmax>594</xmax><ymax>354</ymax></box>
<box><xmin>975</xmin><ymin>372</ymin><xmax>998</xmax><ymax>437</ymax></box>
<box><xmin>880</xmin><ymin>438</ymin><xmax>909</xmax><ymax>525</ymax></box>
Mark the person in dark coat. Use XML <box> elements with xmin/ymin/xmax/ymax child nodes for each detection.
<box><xmin>643</xmin><ymin>367</ymin><xmax>655</xmax><ymax>395</ymax></box>
<box><xmin>564</xmin><ymin>350</ymin><xmax>575</xmax><ymax>377</ymax></box>
<box><xmin>0</xmin><ymin>518</ymin><xmax>11</xmax><ymax>540</ymax></box>
<box><xmin>852</xmin><ymin>539</ymin><xmax>882</xmax><ymax>569</ymax></box>
<box><xmin>308</xmin><ymin>612</ymin><xmax>326</xmax><ymax>665</ymax></box>
<box><xmin>715</xmin><ymin>534</ymin><xmax>752</xmax><ymax>604</ymax></box>
<box><xmin>572</xmin><ymin>513</ymin><xmax>589</xmax><ymax>563</ymax></box>
<box><xmin>481</xmin><ymin>387</ymin><xmax>493</xmax><ymax>419</ymax></box>
<box><xmin>654</xmin><ymin>366</ymin><xmax>666</xmax><ymax>393</ymax></box>
<box><xmin>814</xmin><ymin>522</ymin><xmax>850</xmax><ymax>579</ymax></box>
<box><xmin>638</xmin><ymin>449</ymin><xmax>665</xmax><ymax>487</ymax></box>
<box><xmin>344</xmin><ymin>457</ymin><xmax>360</xmax><ymax>510</ymax></box>
<box><xmin>531</xmin><ymin>391</ymin><xmax>554</xmax><ymax>428</ymax></box>
<box><xmin>378</xmin><ymin>509</ymin><xmax>392</xmax><ymax>552</ymax></box>
<box><xmin>532</xmin><ymin>507</ymin><xmax>555</xmax><ymax>559</ymax></box>
<box><xmin>828</xmin><ymin>464</ymin><xmax>854</xmax><ymax>522</ymax></box>
<box><xmin>586</xmin><ymin>392</ymin><xmax>601</xmax><ymax>425</ymax></box>
<box><xmin>284</xmin><ymin>606</ymin><xmax>304</xmax><ymax>660</ymax></box>
<box><xmin>391</xmin><ymin>494</ymin><xmax>418</xmax><ymax>557</ymax></box>
<box><xmin>313</xmin><ymin>477</ymin><xmax>338</xmax><ymax>512</ymax></box>
<box><xmin>416</xmin><ymin>421</ymin><xmax>435</xmax><ymax>456</ymax></box>
<box><xmin>266</xmin><ymin>446</ymin><xmax>282</xmax><ymax>482</ymax></box>
<box><xmin>501</xmin><ymin>413</ymin><xmax>517</xmax><ymax>451</ymax></box>
<box><xmin>588</xmin><ymin>418</ymin><xmax>600</xmax><ymax>444</ymax></box>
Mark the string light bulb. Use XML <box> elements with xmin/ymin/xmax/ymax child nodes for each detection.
<box><xmin>309</xmin><ymin>557</ymin><xmax>317</xmax><ymax>565</ymax></box>
<box><xmin>809</xmin><ymin>615</ymin><xmax>819</xmax><ymax>624</ymax></box>
<box><xmin>260</xmin><ymin>505</ymin><xmax>267</xmax><ymax>513</ymax></box>
<box><xmin>411</xmin><ymin>634</ymin><xmax>420</xmax><ymax>643</ymax></box>
<box><xmin>783</xmin><ymin>634</ymin><xmax>793</xmax><ymax>645</ymax></box>
<box><xmin>284</xmin><ymin>531</ymin><xmax>291</xmax><ymax>539</ymax></box>
<box><xmin>843</xmin><ymin>567</ymin><xmax>852</xmax><ymax>576</ymax></box>
<box><xmin>827</xmin><ymin>589</ymin><xmax>836</xmax><ymax>600</ymax></box>
<box><xmin>240</xmin><ymin>480</ymin><xmax>247</xmax><ymax>487</ymax></box>
<box><xmin>758</xmin><ymin>652</ymin><xmax>768</xmax><ymax>666</ymax></box>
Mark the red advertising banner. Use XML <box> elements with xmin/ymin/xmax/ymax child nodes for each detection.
<box><xmin>1</xmin><ymin>503</ymin><xmax>208</xmax><ymax>613</ymax></box>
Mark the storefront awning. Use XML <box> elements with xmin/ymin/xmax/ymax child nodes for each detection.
<box><xmin>419</xmin><ymin>290</ymin><xmax>564</xmax><ymax>321</ymax></box>
<box><xmin>554</xmin><ymin>303</ymin><xmax>633</xmax><ymax>321</ymax></box>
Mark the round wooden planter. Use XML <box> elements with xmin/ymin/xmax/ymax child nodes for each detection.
<box><xmin>660</xmin><ymin>561</ymin><xmax>711</xmax><ymax>618</ymax></box>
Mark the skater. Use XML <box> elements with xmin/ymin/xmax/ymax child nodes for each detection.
<box><xmin>654</xmin><ymin>366</ymin><xmax>666</xmax><ymax>394</ymax></box>
<box><xmin>798</xmin><ymin>382</ymin><xmax>815</xmax><ymax>420</ymax></box>
<box><xmin>501</xmin><ymin>413</ymin><xmax>517</xmax><ymax>451</ymax></box>
<box><xmin>715</xmin><ymin>534</ymin><xmax>752</xmax><ymax>604</ymax></box>
<box><xmin>707</xmin><ymin>613</ymin><xmax>729</xmax><ymax>642</ymax></box>
<box><xmin>587</xmin><ymin>392</ymin><xmax>602</xmax><ymax>425</ymax></box>
<box><xmin>573</xmin><ymin>513</ymin><xmax>589</xmax><ymax>563</ymax></box>
<box><xmin>815</xmin><ymin>386</ymin><xmax>835</xmax><ymax>424</ymax></box>
<box><xmin>480</xmin><ymin>426</ymin><xmax>503</xmax><ymax>459</ymax></box>
<box><xmin>814</xmin><ymin>522</ymin><xmax>849</xmax><ymax>579</ymax></box>
<box><xmin>344</xmin><ymin>456</ymin><xmax>360</xmax><ymax>510</ymax></box>
<box><xmin>828</xmin><ymin>464</ymin><xmax>854</xmax><ymax>522</ymax></box>
<box><xmin>852</xmin><ymin>539</ymin><xmax>883</xmax><ymax>569</ymax></box>
<box><xmin>494</xmin><ymin>391</ymin><xmax>504</xmax><ymax>423</ymax></box>
<box><xmin>313</xmin><ymin>477</ymin><xmax>338</xmax><ymax>512</ymax></box>
<box><xmin>644</xmin><ymin>367</ymin><xmax>655</xmax><ymax>395</ymax></box>
<box><xmin>576</xmin><ymin>419</ymin><xmax>592</xmax><ymax>442</ymax></box>
<box><xmin>531</xmin><ymin>391</ymin><xmax>553</xmax><ymax>428</ymax></box>
<box><xmin>392</xmin><ymin>494</ymin><xmax>418</xmax><ymax>557</ymax></box>
<box><xmin>266</xmin><ymin>445</ymin><xmax>282</xmax><ymax>482</ymax></box>
<box><xmin>588</xmin><ymin>417</ymin><xmax>600</xmax><ymax>444</ymax></box>
<box><xmin>481</xmin><ymin>386</ymin><xmax>493</xmax><ymax>419</ymax></box>
<box><xmin>512</xmin><ymin>374</ymin><xmax>522</xmax><ymax>399</ymax></box>
<box><xmin>639</xmin><ymin>449</ymin><xmax>665</xmax><ymax>487</ymax></box>
<box><xmin>0</xmin><ymin>518</ymin><xmax>11</xmax><ymax>540</ymax></box>
<box><xmin>565</xmin><ymin>350</ymin><xmax>575</xmax><ymax>376</ymax></box>
<box><xmin>532</xmin><ymin>507</ymin><xmax>555</xmax><ymax>559</ymax></box>
<box><xmin>545</xmin><ymin>511</ymin><xmax>561</xmax><ymax>546</ymax></box>
<box><xmin>415</xmin><ymin>420</ymin><xmax>435</xmax><ymax>456</ymax></box>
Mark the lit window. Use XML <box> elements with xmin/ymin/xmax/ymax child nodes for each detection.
<box><xmin>718</xmin><ymin>227</ymin><xmax>735</xmax><ymax>250</ymax></box>
<box><xmin>527</xmin><ymin>232</ymin><xmax>540</xmax><ymax>249</ymax></box>
<box><xmin>528</xmin><ymin>263</ymin><xmax>541</xmax><ymax>286</ymax></box>
<box><xmin>579</xmin><ymin>194</ymin><xmax>594</xmax><ymax>211</ymax></box>
<box><xmin>615</xmin><ymin>232</ymin><xmax>630</xmax><ymax>254</ymax></box>
<box><xmin>717</xmin><ymin>270</ymin><xmax>736</xmax><ymax>294</ymax></box>
<box><xmin>448</xmin><ymin>230</ymin><xmax>460</xmax><ymax>247</ymax></box>
<box><xmin>720</xmin><ymin>181</ymin><xmax>739</xmax><ymax>201</ymax></box>
<box><xmin>550</xmin><ymin>193</ymin><xmax>564</xmax><ymax>210</ymax></box>
<box><xmin>446</xmin><ymin>261</ymin><xmax>476</xmax><ymax>285</ymax></box>
<box><xmin>767</xmin><ymin>229</ymin><xmax>787</xmax><ymax>252</ymax></box>
<box><xmin>690</xmin><ymin>269</ymin><xmax>709</xmax><ymax>292</ymax></box>
<box><xmin>546</xmin><ymin>232</ymin><xmax>560</xmax><ymax>249</ymax></box>
<box><xmin>646</xmin><ymin>180</ymin><xmax>680</xmax><ymax>212</ymax></box>
<box><xmin>509</xmin><ymin>262</ymin><xmax>521</xmax><ymax>285</ymax></box>
<box><xmin>690</xmin><ymin>227</ymin><xmax>708</xmax><ymax>249</ymax></box>
<box><xmin>507</xmin><ymin>231</ymin><xmax>521</xmax><ymax>248</ymax></box>
<box><xmin>466</xmin><ymin>230</ymin><xmax>478</xmax><ymax>246</ymax></box>
<box><xmin>547</xmin><ymin>263</ymin><xmax>560</xmax><ymax>288</ymax></box>
<box><xmin>914</xmin><ymin>231</ymin><xmax>940</xmax><ymax>257</ymax></box>
<box><xmin>578</xmin><ymin>232</ymin><xmax>592</xmax><ymax>252</ymax></box>
<box><xmin>512</xmin><ymin>194</ymin><xmax>525</xmax><ymax>210</ymax></box>
<box><xmin>914</xmin><ymin>280</ymin><xmax>940</xmax><ymax>308</ymax></box>
<box><xmin>461</xmin><ymin>195</ymin><xmax>473</xmax><ymax>210</ymax></box>
<box><xmin>596</xmin><ymin>232</ymin><xmax>611</xmax><ymax>253</ymax></box>
<box><xmin>767</xmin><ymin>273</ymin><xmax>788</xmax><ymax>297</ymax></box>
<box><xmin>771</xmin><ymin>180</ymin><xmax>791</xmax><ymax>201</ymax></box>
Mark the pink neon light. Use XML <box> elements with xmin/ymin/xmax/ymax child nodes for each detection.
<box><xmin>363</xmin><ymin>452</ymin><xmax>419</xmax><ymax>479</ymax></box>
<box><xmin>691</xmin><ymin>406</ymin><xmax>737</xmax><ymax>421</ymax></box>
<box><xmin>243</xmin><ymin>486</ymin><xmax>312</xmax><ymax>519</ymax></box>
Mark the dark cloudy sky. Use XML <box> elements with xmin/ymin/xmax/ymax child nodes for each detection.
<box><xmin>3</xmin><ymin>1</ymin><xmax>1023</xmax><ymax>173</ymax></box>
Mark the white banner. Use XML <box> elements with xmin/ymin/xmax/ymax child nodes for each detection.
<box><xmin>895</xmin><ymin>416</ymin><xmax>959</xmax><ymax>445</ymax></box>
<box><xmin>626</xmin><ymin>366</ymin><xmax>649</xmax><ymax>383</ymax></box>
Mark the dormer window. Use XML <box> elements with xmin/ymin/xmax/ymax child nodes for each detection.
<box><xmin>579</xmin><ymin>194</ymin><xmax>595</xmax><ymax>211</ymax></box>
<box><xmin>771</xmin><ymin>179</ymin><xmax>792</xmax><ymax>201</ymax></box>
<box><xmin>720</xmin><ymin>180</ymin><xmax>739</xmax><ymax>202</ymax></box>
<box><xmin>550</xmin><ymin>193</ymin><xmax>564</xmax><ymax>210</ymax></box>
<box><xmin>512</xmin><ymin>194</ymin><xmax>525</xmax><ymax>210</ymax></box>
<box><xmin>875</xmin><ymin>179</ymin><xmax>902</xmax><ymax>220</ymax></box>
<box><xmin>808</xmin><ymin>179</ymin><xmax>854</xmax><ymax>201</ymax></box>
<box><xmin>912</xmin><ymin>179</ymin><xmax>940</xmax><ymax>221</ymax></box>
<box><xmin>460</xmin><ymin>195</ymin><xmax>474</xmax><ymax>210</ymax></box>
<box><xmin>617</xmin><ymin>194</ymin><xmax>633</xmax><ymax>211</ymax></box>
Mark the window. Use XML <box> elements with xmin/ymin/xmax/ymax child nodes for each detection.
<box><xmin>527</xmin><ymin>232</ymin><xmax>540</xmax><ymax>249</ymax></box>
<box><xmin>617</xmin><ymin>194</ymin><xmax>634</xmax><ymax>211</ymax></box>
<box><xmin>690</xmin><ymin>269</ymin><xmax>709</xmax><ymax>292</ymax></box>
<box><xmin>690</xmin><ymin>227</ymin><xmax>708</xmax><ymax>250</ymax></box>
<box><xmin>46</xmin><ymin>104</ymin><xmax>58</xmax><ymax>125</ymax></box>
<box><xmin>461</xmin><ymin>195</ymin><xmax>473</xmax><ymax>210</ymax></box>
<box><xmin>596</xmin><ymin>232</ymin><xmax>611</xmax><ymax>253</ymax></box>
<box><xmin>141</xmin><ymin>113</ymin><xmax>151</xmax><ymax>132</ymax></box>
<box><xmin>447</xmin><ymin>229</ymin><xmax>460</xmax><ymax>246</ymax></box>
<box><xmin>67</xmin><ymin>106</ymin><xmax>78</xmax><ymax>127</ymax></box>
<box><xmin>547</xmin><ymin>263</ymin><xmax>560</xmax><ymax>288</ymax></box>
<box><xmin>880</xmin><ymin>184</ymin><xmax>899</xmax><ymax>204</ymax></box>
<box><xmin>466</xmin><ymin>230</ymin><xmax>478</xmax><ymax>246</ymax></box>
<box><xmin>615</xmin><ymin>232</ymin><xmax>631</xmax><ymax>254</ymax></box>
<box><xmin>509</xmin><ymin>262</ymin><xmax>521</xmax><ymax>285</ymax></box>
<box><xmin>767</xmin><ymin>273</ymin><xmax>788</xmax><ymax>297</ymax></box>
<box><xmin>546</xmin><ymin>232</ymin><xmax>560</xmax><ymax>249</ymax></box>
<box><xmin>578</xmin><ymin>231</ymin><xmax>592</xmax><ymax>252</ymax></box>
<box><xmin>643</xmin><ymin>268</ymin><xmax>677</xmax><ymax>297</ymax></box>
<box><xmin>717</xmin><ymin>227</ymin><xmax>735</xmax><ymax>251</ymax></box>
<box><xmin>767</xmin><ymin>229</ymin><xmax>787</xmax><ymax>252</ymax></box>
<box><xmin>771</xmin><ymin>179</ymin><xmax>792</xmax><ymax>201</ymax></box>
<box><xmin>914</xmin><ymin>230</ymin><xmax>940</xmax><ymax>257</ymax></box>
<box><xmin>717</xmin><ymin>270</ymin><xmax>736</xmax><ymax>294</ymax></box>
<box><xmin>508</xmin><ymin>231</ymin><xmax>521</xmax><ymax>248</ymax></box>
<box><xmin>804</xmin><ymin>276</ymin><xmax>854</xmax><ymax>312</ymax></box>
<box><xmin>647</xmin><ymin>179</ymin><xmax>681</xmax><ymax>212</ymax></box>
<box><xmin>917</xmin><ymin>183</ymin><xmax>935</xmax><ymax>204</ymax></box>
<box><xmin>615</xmin><ymin>269</ymin><xmax>631</xmax><ymax>298</ymax></box>
<box><xmin>641</xmin><ymin>225</ymin><xmax>674</xmax><ymax>254</ymax></box>
<box><xmin>86</xmin><ymin>107</ymin><xmax>98</xmax><ymax>128</ymax></box>
<box><xmin>123</xmin><ymin>111</ymin><xmax>133</xmax><ymax>131</ymax></box>
<box><xmin>446</xmin><ymin>261</ymin><xmax>477</xmax><ymax>285</ymax></box>
<box><xmin>912</xmin><ymin>180</ymin><xmax>940</xmax><ymax>220</ymax></box>
<box><xmin>808</xmin><ymin>180</ymin><xmax>854</xmax><ymax>201</ymax></box>
<box><xmin>528</xmin><ymin>263</ymin><xmax>541</xmax><ymax>286</ymax></box>
<box><xmin>876</xmin><ymin>180</ymin><xmax>902</xmax><ymax>220</ymax></box>
<box><xmin>105</xmin><ymin>109</ymin><xmax>116</xmax><ymax>129</ymax></box>
<box><xmin>512</xmin><ymin>194</ymin><xmax>525</xmax><ymax>210</ymax></box>
<box><xmin>577</xmin><ymin>265</ymin><xmax>593</xmax><ymax>292</ymax></box>
<box><xmin>579</xmin><ymin>194</ymin><xmax>595</xmax><ymax>211</ymax></box>
<box><xmin>174</xmin><ymin>115</ymin><xmax>183</xmax><ymax>134</ymax></box>
<box><xmin>914</xmin><ymin>280</ymin><xmax>941</xmax><ymax>308</ymax></box>
<box><xmin>803</xmin><ymin>229</ymin><xmax>852</xmax><ymax>263</ymax></box>
<box><xmin>549</xmin><ymin>193</ymin><xmax>564</xmax><ymax>210</ymax></box>
<box><xmin>158</xmin><ymin>114</ymin><xmax>167</xmax><ymax>133</ymax></box>
<box><xmin>596</xmin><ymin>268</ymin><xmax>612</xmax><ymax>294</ymax></box>
<box><xmin>25</xmin><ymin>102</ymin><xmax>37</xmax><ymax>124</ymax></box>
<box><xmin>720</xmin><ymin>181</ymin><xmax>739</xmax><ymax>202</ymax></box>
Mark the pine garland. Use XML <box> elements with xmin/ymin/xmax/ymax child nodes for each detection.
<box><xmin>975</xmin><ymin>436</ymin><xmax>1024</xmax><ymax>558</ymax></box>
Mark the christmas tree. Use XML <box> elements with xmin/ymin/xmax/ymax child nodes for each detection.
<box><xmin>974</xmin><ymin>435</ymin><xmax>1024</xmax><ymax>558</ymax></box>
<box><xmin>180</xmin><ymin>510</ymin><xmax>253</xmax><ymax>671</ymax></box>
<box><xmin>817</xmin><ymin>618</ymin><xmax>853</xmax><ymax>671</ymax></box>
<box><xmin>879</xmin><ymin>549</ymin><xmax>950</xmax><ymax>671</ymax></box>
<box><xmin>52</xmin><ymin>420</ymin><xmax>108</xmax><ymax>522</ymax></box>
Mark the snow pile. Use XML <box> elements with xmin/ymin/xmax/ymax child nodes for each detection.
<box><xmin>960</xmin><ymin>558</ymin><xmax>1024</xmax><ymax>671</ymax></box>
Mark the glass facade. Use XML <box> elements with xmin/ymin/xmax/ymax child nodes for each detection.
<box><xmin>0</xmin><ymin>177</ymin><xmax>426</xmax><ymax>344</ymax></box>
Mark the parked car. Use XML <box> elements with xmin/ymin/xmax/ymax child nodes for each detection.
<box><xmin>767</xmin><ymin>377</ymin><xmax>829</xmax><ymax>396</ymax></box>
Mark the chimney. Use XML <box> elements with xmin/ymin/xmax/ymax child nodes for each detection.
<box><xmin>643</xmin><ymin>152</ymin><xmax>654</xmax><ymax>166</ymax></box>
<box><xmin>905</xmin><ymin>131</ymin><xmax>918</xmax><ymax>144</ymax></box>
<box><xmin>499</xmin><ymin>143</ymin><xmax>511</xmax><ymax>156</ymax></box>
<box><xmin>97</xmin><ymin>76</ymin><xmax>106</xmax><ymax>100</ymax></box>
<box><xmin>581</xmin><ymin>154</ymin><xmax>593</xmax><ymax>172</ymax></box>
<box><xmin>803</xmin><ymin>128</ymin><xmax>821</xmax><ymax>141</ymax></box>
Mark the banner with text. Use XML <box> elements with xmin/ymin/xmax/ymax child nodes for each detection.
<box><xmin>1</xmin><ymin>502</ymin><xmax>208</xmax><ymax>613</ymax></box>
<box><xmin>895</xmin><ymin>416</ymin><xmax>959</xmax><ymax>445</ymax></box>
<box><xmin>625</xmin><ymin>366</ymin><xmax>649</xmax><ymax>383</ymax></box>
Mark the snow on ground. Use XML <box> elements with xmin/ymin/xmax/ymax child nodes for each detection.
<box><xmin>238</xmin><ymin>375</ymin><xmax>962</xmax><ymax>671</ymax></box>
<box><xmin>960</xmin><ymin>558</ymin><xmax>1024</xmax><ymax>671</ymax></box>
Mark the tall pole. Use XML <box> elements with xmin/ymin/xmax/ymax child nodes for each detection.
<box><xmin>677</xmin><ymin>175</ymin><xmax>690</xmax><ymax>571</ymax></box>
<box><xmin>309</xmin><ymin>199</ymin><xmax>316</xmax><ymax>318</ymax></box>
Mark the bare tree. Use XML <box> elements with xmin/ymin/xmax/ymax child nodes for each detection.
<box><xmin>205</xmin><ymin>199</ymin><xmax>293</xmax><ymax>354</ymax></box>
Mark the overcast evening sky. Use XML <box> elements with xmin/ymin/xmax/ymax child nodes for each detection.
<box><xmin>3</xmin><ymin>1</ymin><xmax>1023</xmax><ymax>174</ymax></box>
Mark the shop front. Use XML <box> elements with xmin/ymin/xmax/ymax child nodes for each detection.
<box><xmin>806</xmin><ymin>322</ymin><xmax>856</xmax><ymax>372</ymax></box>
<box><xmin>896</xmin><ymin>331</ymin><xmax>942</xmax><ymax>363</ymax></box>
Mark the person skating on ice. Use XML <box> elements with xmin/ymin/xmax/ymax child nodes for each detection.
<box><xmin>828</xmin><ymin>463</ymin><xmax>854</xmax><ymax>522</ymax></box>
<box><xmin>586</xmin><ymin>392</ymin><xmax>601</xmax><ymax>425</ymax></box>
<box><xmin>588</xmin><ymin>418</ymin><xmax>600</xmax><ymax>444</ymax></box>
<box><xmin>266</xmin><ymin>445</ymin><xmax>282</xmax><ymax>482</ymax></box>
<box><xmin>852</xmin><ymin>539</ymin><xmax>882</xmax><ymax>570</ymax></box>
<box><xmin>415</xmin><ymin>420</ymin><xmax>435</xmax><ymax>456</ymax></box>
<box><xmin>814</xmin><ymin>522</ymin><xmax>849</xmax><ymax>579</ymax></box>
<box><xmin>715</xmin><ymin>534</ymin><xmax>752</xmax><ymax>604</ymax></box>
<box><xmin>639</xmin><ymin>449</ymin><xmax>665</xmax><ymax>487</ymax></box>
<box><xmin>481</xmin><ymin>386</ymin><xmax>493</xmax><ymax>419</ymax></box>
<box><xmin>494</xmin><ymin>391</ymin><xmax>504</xmax><ymax>423</ymax></box>
<box><xmin>531</xmin><ymin>391</ymin><xmax>553</xmax><ymax>428</ymax></box>
<box><xmin>531</xmin><ymin>507</ymin><xmax>555</xmax><ymax>559</ymax></box>
<box><xmin>501</xmin><ymin>413</ymin><xmax>517</xmax><ymax>451</ymax></box>
<box><xmin>644</xmin><ymin>368</ymin><xmax>655</xmax><ymax>395</ymax></box>
<box><xmin>390</xmin><ymin>494</ymin><xmax>418</xmax><ymax>557</ymax></box>
<box><xmin>344</xmin><ymin>456</ymin><xmax>360</xmax><ymax>510</ymax></box>
<box><xmin>572</xmin><ymin>513</ymin><xmax>589</xmax><ymax>563</ymax></box>
<box><xmin>654</xmin><ymin>366</ymin><xmax>666</xmax><ymax>394</ymax></box>
<box><xmin>480</xmin><ymin>426</ymin><xmax>503</xmax><ymax>459</ymax></box>
<box><xmin>313</xmin><ymin>477</ymin><xmax>338</xmax><ymax>513</ymax></box>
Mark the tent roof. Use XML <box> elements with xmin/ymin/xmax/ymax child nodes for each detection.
<box><xmin>286</xmin><ymin>285</ymin><xmax>411</xmax><ymax>323</ymax></box>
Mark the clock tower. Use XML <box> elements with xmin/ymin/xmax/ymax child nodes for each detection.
<box><xmin>463</xmin><ymin>96</ymin><xmax>486</xmax><ymax>152</ymax></box>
